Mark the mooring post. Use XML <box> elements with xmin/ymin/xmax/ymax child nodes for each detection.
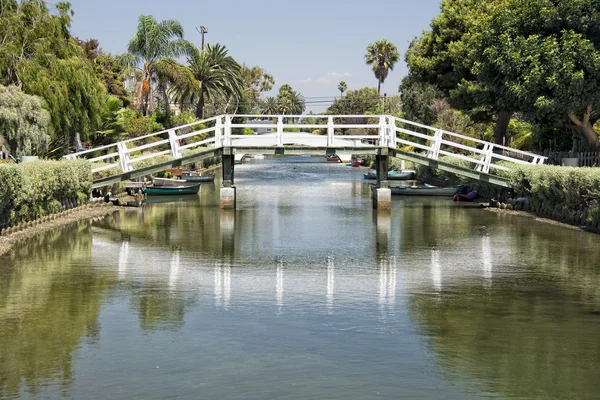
<box><xmin>373</xmin><ymin>148</ymin><xmax>391</xmax><ymax>210</ymax></box>
<box><xmin>221</xmin><ymin>148</ymin><xmax>236</xmax><ymax>209</ymax></box>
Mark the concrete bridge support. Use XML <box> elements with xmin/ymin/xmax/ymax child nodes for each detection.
<box><xmin>373</xmin><ymin>148</ymin><xmax>391</xmax><ymax>211</ymax></box>
<box><xmin>221</xmin><ymin>148</ymin><xmax>236</xmax><ymax>209</ymax></box>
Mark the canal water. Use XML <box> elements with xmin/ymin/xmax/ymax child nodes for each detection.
<box><xmin>1</xmin><ymin>157</ymin><xmax>600</xmax><ymax>399</ymax></box>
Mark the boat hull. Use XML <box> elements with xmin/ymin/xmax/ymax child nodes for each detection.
<box><xmin>364</xmin><ymin>171</ymin><xmax>416</xmax><ymax>180</ymax></box>
<box><xmin>180</xmin><ymin>174</ymin><xmax>215</xmax><ymax>182</ymax></box>
<box><xmin>146</xmin><ymin>184</ymin><xmax>201</xmax><ymax>196</ymax></box>
<box><xmin>390</xmin><ymin>186</ymin><xmax>461</xmax><ymax>196</ymax></box>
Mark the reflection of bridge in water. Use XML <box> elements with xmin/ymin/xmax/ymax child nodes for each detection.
<box><xmin>95</xmin><ymin>220</ymin><xmax>497</xmax><ymax>314</ymax></box>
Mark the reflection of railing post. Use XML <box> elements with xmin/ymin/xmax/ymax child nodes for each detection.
<box><xmin>168</xmin><ymin>129</ymin><xmax>182</xmax><ymax>159</ymax></box>
<box><xmin>116</xmin><ymin>141</ymin><xmax>132</xmax><ymax>172</ymax></box>
<box><xmin>327</xmin><ymin>116</ymin><xmax>334</xmax><ymax>147</ymax></box>
<box><xmin>427</xmin><ymin>130</ymin><xmax>443</xmax><ymax>160</ymax></box>
<box><xmin>277</xmin><ymin>116</ymin><xmax>284</xmax><ymax>146</ymax></box>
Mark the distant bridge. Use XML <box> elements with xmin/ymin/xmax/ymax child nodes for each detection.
<box><xmin>65</xmin><ymin>114</ymin><xmax>546</xmax><ymax>208</ymax></box>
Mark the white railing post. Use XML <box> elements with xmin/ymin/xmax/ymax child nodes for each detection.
<box><xmin>215</xmin><ymin>117</ymin><xmax>223</xmax><ymax>147</ymax></box>
<box><xmin>168</xmin><ymin>129</ymin><xmax>182</xmax><ymax>159</ymax></box>
<box><xmin>390</xmin><ymin>117</ymin><xmax>398</xmax><ymax>149</ymax></box>
<box><xmin>277</xmin><ymin>116</ymin><xmax>284</xmax><ymax>146</ymax></box>
<box><xmin>427</xmin><ymin>130</ymin><xmax>443</xmax><ymax>160</ymax></box>
<box><xmin>327</xmin><ymin>116</ymin><xmax>334</xmax><ymax>147</ymax></box>
<box><xmin>224</xmin><ymin>115</ymin><xmax>232</xmax><ymax>146</ymax></box>
<box><xmin>116</xmin><ymin>141</ymin><xmax>132</xmax><ymax>172</ymax></box>
<box><xmin>483</xmin><ymin>145</ymin><xmax>494</xmax><ymax>173</ymax></box>
<box><xmin>379</xmin><ymin>116</ymin><xmax>387</xmax><ymax>147</ymax></box>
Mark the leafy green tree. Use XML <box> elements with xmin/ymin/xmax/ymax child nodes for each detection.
<box><xmin>0</xmin><ymin>85</ymin><xmax>50</xmax><ymax>157</ymax></box>
<box><xmin>116</xmin><ymin>108</ymin><xmax>163</xmax><ymax>139</ymax></box>
<box><xmin>405</xmin><ymin>0</ymin><xmax>512</xmax><ymax>145</ymax></box>
<box><xmin>478</xmin><ymin>0</ymin><xmax>600</xmax><ymax>148</ymax></box>
<box><xmin>171</xmin><ymin>43</ymin><xmax>242</xmax><ymax>119</ymax></box>
<box><xmin>241</xmin><ymin>65</ymin><xmax>275</xmax><ymax>113</ymax></box>
<box><xmin>0</xmin><ymin>1</ymin><xmax>107</xmax><ymax>154</ymax></box>
<box><xmin>365</xmin><ymin>39</ymin><xmax>400</xmax><ymax>95</ymax></box>
<box><xmin>399</xmin><ymin>76</ymin><xmax>445</xmax><ymax>126</ymax></box>
<box><xmin>93</xmin><ymin>95</ymin><xmax>123</xmax><ymax>145</ymax></box>
<box><xmin>327</xmin><ymin>87</ymin><xmax>381</xmax><ymax>116</ymax></box>
<box><xmin>338</xmin><ymin>81</ymin><xmax>347</xmax><ymax>97</ymax></box>
<box><xmin>124</xmin><ymin>15</ymin><xmax>195</xmax><ymax>116</ymax></box>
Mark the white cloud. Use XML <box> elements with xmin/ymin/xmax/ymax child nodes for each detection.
<box><xmin>298</xmin><ymin>77</ymin><xmax>313</xmax><ymax>85</ymax></box>
<box><xmin>317</xmin><ymin>71</ymin><xmax>352</xmax><ymax>86</ymax></box>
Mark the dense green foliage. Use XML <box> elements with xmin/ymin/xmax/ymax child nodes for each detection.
<box><xmin>0</xmin><ymin>85</ymin><xmax>50</xmax><ymax>157</ymax></box>
<box><xmin>405</xmin><ymin>0</ymin><xmax>600</xmax><ymax>150</ymax></box>
<box><xmin>0</xmin><ymin>1</ymin><xmax>107</xmax><ymax>153</ymax></box>
<box><xmin>508</xmin><ymin>165</ymin><xmax>600</xmax><ymax>224</ymax></box>
<box><xmin>0</xmin><ymin>159</ymin><xmax>91</xmax><ymax>226</ymax></box>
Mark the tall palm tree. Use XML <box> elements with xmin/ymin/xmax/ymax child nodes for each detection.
<box><xmin>365</xmin><ymin>39</ymin><xmax>400</xmax><ymax>95</ymax></box>
<box><xmin>260</xmin><ymin>97</ymin><xmax>279</xmax><ymax>114</ymax></box>
<box><xmin>338</xmin><ymin>81</ymin><xmax>347</xmax><ymax>97</ymax></box>
<box><xmin>124</xmin><ymin>15</ymin><xmax>195</xmax><ymax>116</ymax></box>
<box><xmin>171</xmin><ymin>43</ymin><xmax>242</xmax><ymax>119</ymax></box>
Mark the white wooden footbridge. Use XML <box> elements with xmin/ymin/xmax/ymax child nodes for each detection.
<box><xmin>65</xmin><ymin>114</ymin><xmax>546</xmax><ymax>207</ymax></box>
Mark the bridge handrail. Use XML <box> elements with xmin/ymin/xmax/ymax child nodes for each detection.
<box><xmin>63</xmin><ymin>113</ymin><xmax>550</xmax><ymax>182</ymax></box>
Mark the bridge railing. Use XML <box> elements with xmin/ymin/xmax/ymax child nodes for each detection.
<box><xmin>223</xmin><ymin>114</ymin><xmax>386</xmax><ymax>148</ymax></box>
<box><xmin>65</xmin><ymin>116</ymin><xmax>221</xmax><ymax>174</ymax></box>
<box><xmin>65</xmin><ymin>113</ymin><xmax>546</xmax><ymax>178</ymax></box>
<box><xmin>390</xmin><ymin>117</ymin><xmax>546</xmax><ymax>174</ymax></box>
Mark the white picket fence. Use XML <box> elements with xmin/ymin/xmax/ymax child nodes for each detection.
<box><xmin>65</xmin><ymin>114</ymin><xmax>546</xmax><ymax>176</ymax></box>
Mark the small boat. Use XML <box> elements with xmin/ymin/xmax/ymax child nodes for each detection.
<box><xmin>146</xmin><ymin>183</ymin><xmax>201</xmax><ymax>196</ymax></box>
<box><xmin>454</xmin><ymin>190</ymin><xmax>478</xmax><ymax>202</ymax></box>
<box><xmin>364</xmin><ymin>170</ymin><xmax>417</xmax><ymax>180</ymax></box>
<box><xmin>390</xmin><ymin>185</ymin><xmax>462</xmax><ymax>196</ymax></box>
<box><xmin>351</xmin><ymin>160</ymin><xmax>361</xmax><ymax>167</ymax></box>
<box><xmin>180</xmin><ymin>173</ymin><xmax>215</xmax><ymax>182</ymax></box>
<box><xmin>345</xmin><ymin>162</ymin><xmax>353</xmax><ymax>166</ymax></box>
<box><xmin>153</xmin><ymin>177</ymin><xmax>182</xmax><ymax>187</ymax></box>
<box><xmin>326</xmin><ymin>154</ymin><xmax>340</xmax><ymax>162</ymax></box>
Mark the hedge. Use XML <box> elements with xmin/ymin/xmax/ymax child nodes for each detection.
<box><xmin>0</xmin><ymin>159</ymin><xmax>91</xmax><ymax>227</ymax></box>
<box><xmin>508</xmin><ymin>165</ymin><xmax>600</xmax><ymax>225</ymax></box>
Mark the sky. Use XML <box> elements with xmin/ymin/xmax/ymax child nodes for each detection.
<box><xmin>65</xmin><ymin>0</ymin><xmax>442</xmax><ymax>111</ymax></box>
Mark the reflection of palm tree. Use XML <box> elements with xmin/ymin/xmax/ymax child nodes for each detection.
<box><xmin>365</xmin><ymin>39</ymin><xmax>400</xmax><ymax>95</ymax></box>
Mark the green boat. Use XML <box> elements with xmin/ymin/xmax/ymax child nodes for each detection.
<box><xmin>146</xmin><ymin>183</ymin><xmax>201</xmax><ymax>196</ymax></box>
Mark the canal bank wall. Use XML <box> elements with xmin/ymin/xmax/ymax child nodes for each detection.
<box><xmin>0</xmin><ymin>201</ymin><xmax>120</xmax><ymax>256</ymax></box>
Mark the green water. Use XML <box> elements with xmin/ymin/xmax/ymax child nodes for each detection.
<box><xmin>1</xmin><ymin>158</ymin><xmax>599</xmax><ymax>399</ymax></box>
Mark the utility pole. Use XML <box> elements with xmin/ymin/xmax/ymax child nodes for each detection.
<box><xmin>196</xmin><ymin>26</ymin><xmax>208</xmax><ymax>51</ymax></box>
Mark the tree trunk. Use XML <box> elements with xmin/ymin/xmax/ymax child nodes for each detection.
<box><xmin>162</xmin><ymin>88</ymin><xmax>171</xmax><ymax>127</ymax></box>
<box><xmin>493</xmin><ymin>111</ymin><xmax>512</xmax><ymax>149</ymax></box>
<box><xmin>377</xmin><ymin>80</ymin><xmax>381</xmax><ymax>96</ymax></box>
<box><xmin>195</xmin><ymin>91</ymin><xmax>205</xmax><ymax>119</ymax></box>
<box><xmin>568</xmin><ymin>106</ymin><xmax>599</xmax><ymax>148</ymax></box>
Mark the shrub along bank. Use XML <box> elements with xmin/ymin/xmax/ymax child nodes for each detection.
<box><xmin>417</xmin><ymin>156</ymin><xmax>600</xmax><ymax>227</ymax></box>
<box><xmin>0</xmin><ymin>159</ymin><xmax>92</xmax><ymax>228</ymax></box>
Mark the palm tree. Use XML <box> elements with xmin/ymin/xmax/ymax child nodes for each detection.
<box><xmin>365</xmin><ymin>39</ymin><xmax>400</xmax><ymax>95</ymax></box>
<box><xmin>260</xmin><ymin>97</ymin><xmax>279</xmax><ymax>114</ymax></box>
<box><xmin>338</xmin><ymin>81</ymin><xmax>347</xmax><ymax>97</ymax></box>
<box><xmin>171</xmin><ymin>43</ymin><xmax>242</xmax><ymax>119</ymax></box>
<box><xmin>124</xmin><ymin>15</ymin><xmax>195</xmax><ymax>116</ymax></box>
